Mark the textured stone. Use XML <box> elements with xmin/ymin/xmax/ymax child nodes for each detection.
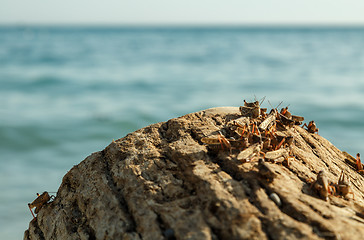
<box><xmin>25</xmin><ymin>107</ymin><xmax>364</xmax><ymax>240</ymax></box>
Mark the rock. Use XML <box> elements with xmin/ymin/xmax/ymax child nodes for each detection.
<box><xmin>24</xmin><ymin>107</ymin><xmax>364</xmax><ymax>240</ymax></box>
<box><xmin>269</xmin><ymin>193</ymin><xmax>282</xmax><ymax>207</ymax></box>
<box><xmin>258</xmin><ymin>159</ymin><xmax>278</xmax><ymax>182</ymax></box>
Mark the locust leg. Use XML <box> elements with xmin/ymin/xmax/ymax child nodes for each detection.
<box><xmin>328</xmin><ymin>184</ymin><xmax>336</xmax><ymax>196</ymax></box>
<box><xmin>219</xmin><ymin>133</ymin><xmax>232</xmax><ymax>154</ymax></box>
<box><xmin>255</xmin><ymin>124</ymin><xmax>261</xmax><ymax>136</ymax></box>
<box><xmin>217</xmin><ymin>136</ymin><xmax>224</xmax><ymax>150</ymax></box>
<box><xmin>307</xmin><ymin>177</ymin><xmax>315</xmax><ymax>189</ymax></box>
<box><xmin>251</xmin><ymin>123</ymin><xmax>256</xmax><ymax>135</ymax></box>
<box><xmin>28</xmin><ymin>204</ymin><xmax>36</xmax><ymax>219</ymax></box>
<box><xmin>348</xmin><ymin>191</ymin><xmax>355</xmax><ymax>200</ymax></box>
<box><xmin>275</xmin><ymin>137</ymin><xmax>286</xmax><ymax>150</ymax></box>
<box><xmin>235</xmin><ymin>126</ymin><xmax>246</xmax><ymax>139</ymax></box>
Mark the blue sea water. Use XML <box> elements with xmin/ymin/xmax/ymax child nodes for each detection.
<box><xmin>1</xmin><ymin>26</ymin><xmax>364</xmax><ymax>239</ymax></box>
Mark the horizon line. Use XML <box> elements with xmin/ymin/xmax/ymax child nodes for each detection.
<box><xmin>2</xmin><ymin>22</ymin><xmax>364</xmax><ymax>28</ymax></box>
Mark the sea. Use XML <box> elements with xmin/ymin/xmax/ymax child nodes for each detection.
<box><xmin>1</xmin><ymin>26</ymin><xmax>364</xmax><ymax>239</ymax></box>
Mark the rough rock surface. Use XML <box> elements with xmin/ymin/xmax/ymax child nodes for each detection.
<box><xmin>25</xmin><ymin>107</ymin><xmax>364</xmax><ymax>240</ymax></box>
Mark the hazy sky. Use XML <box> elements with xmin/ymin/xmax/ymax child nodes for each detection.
<box><xmin>1</xmin><ymin>0</ymin><xmax>364</xmax><ymax>25</ymax></box>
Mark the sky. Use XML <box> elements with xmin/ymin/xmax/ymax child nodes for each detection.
<box><xmin>1</xmin><ymin>0</ymin><xmax>364</xmax><ymax>25</ymax></box>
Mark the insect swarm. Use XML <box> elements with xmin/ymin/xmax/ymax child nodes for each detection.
<box><xmin>200</xmin><ymin>98</ymin><xmax>361</xmax><ymax>203</ymax></box>
<box><xmin>28</xmin><ymin>191</ymin><xmax>55</xmax><ymax>219</ymax></box>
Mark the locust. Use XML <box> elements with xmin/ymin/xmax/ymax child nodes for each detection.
<box><xmin>280</xmin><ymin>106</ymin><xmax>292</xmax><ymax>120</ymax></box>
<box><xmin>259</xmin><ymin>109</ymin><xmax>277</xmax><ymax>132</ymax></box>
<box><xmin>356</xmin><ymin>153</ymin><xmax>364</xmax><ymax>173</ymax></box>
<box><xmin>311</xmin><ymin>170</ymin><xmax>330</xmax><ymax>201</ymax></box>
<box><xmin>237</xmin><ymin>143</ymin><xmax>265</xmax><ymax>162</ymax></box>
<box><xmin>303</xmin><ymin>120</ymin><xmax>319</xmax><ymax>134</ymax></box>
<box><xmin>291</xmin><ymin>115</ymin><xmax>304</xmax><ymax>125</ymax></box>
<box><xmin>201</xmin><ymin>131</ymin><xmax>232</xmax><ymax>152</ymax></box>
<box><xmin>28</xmin><ymin>192</ymin><xmax>55</xmax><ymax>219</ymax></box>
<box><xmin>227</xmin><ymin>117</ymin><xmax>249</xmax><ymax>138</ymax></box>
<box><xmin>336</xmin><ymin>170</ymin><xmax>354</xmax><ymax>199</ymax></box>
<box><xmin>264</xmin><ymin>148</ymin><xmax>289</xmax><ymax>163</ymax></box>
<box><xmin>240</xmin><ymin>100</ymin><xmax>261</xmax><ymax>118</ymax></box>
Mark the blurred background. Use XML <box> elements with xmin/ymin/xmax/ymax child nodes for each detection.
<box><xmin>1</xmin><ymin>1</ymin><xmax>364</xmax><ymax>239</ymax></box>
